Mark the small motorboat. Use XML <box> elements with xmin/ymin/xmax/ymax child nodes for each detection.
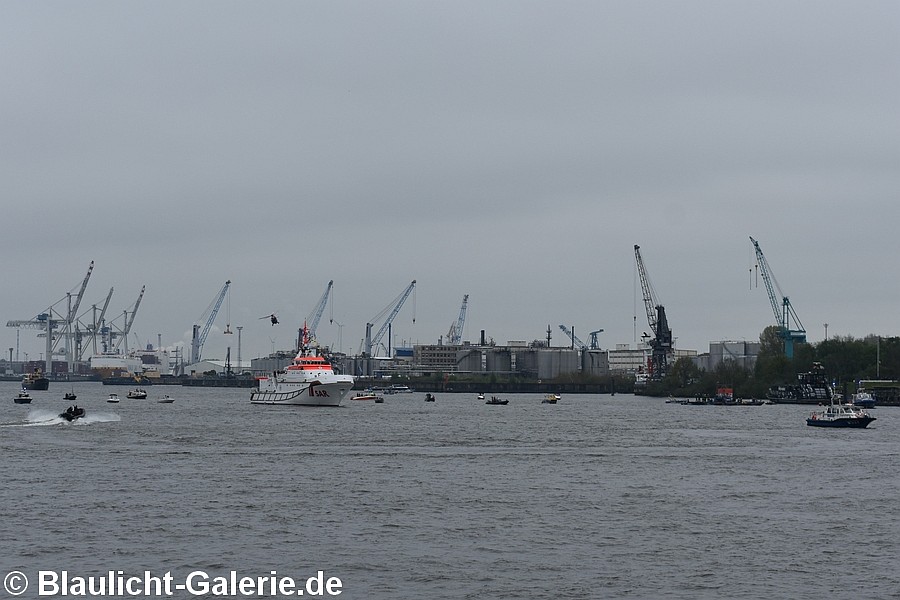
<box><xmin>542</xmin><ymin>393</ymin><xmax>560</xmax><ymax>404</ymax></box>
<box><xmin>424</xmin><ymin>393</ymin><xmax>436</xmax><ymax>402</ymax></box>
<box><xmin>126</xmin><ymin>388</ymin><xmax>148</xmax><ymax>399</ymax></box>
<box><xmin>851</xmin><ymin>391</ymin><xmax>876</xmax><ymax>409</ymax></box>
<box><xmin>477</xmin><ymin>393</ymin><xmax>485</xmax><ymax>401</ymax></box>
<box><xmin>60</xmin><ymin>405</ymin><xmax>86</xmax><ymax>422</ymax></box>
<box><xmin>14</xmin><ymin>391</ymin><xmax>33</xmax><ymax>404</ymax></box>
<box><xmin>64</xmin><ymin>391</ymin><xmax>77</xmax><ymax>401</ymax></box>
<box><xmin>485</xmin><ymin>396</ymin><xmax>509</xmax><ymax>405</ymax></box>
<box><xmin>352</xmin><ymin>393</ymin><xmax>383</xmax><ymax>402</ymax></box>
<box><xmin>107</xmin><ymin>393</ymin><xmax>120</xmax><ymax>403</ymax></box>
<box><xmin>374</xmin><ymin>396</ymin><xmax>384</xmax><ymax>404</ymax></box>
<box><xmin>156</xmin><ymin>395</ymin><xmax>174</xmax><ymax>404</ymax></box>
<box><xmin>807</xmin><ymin>402</ymin><xmax>876</xmax><ymax>428</ymax></box>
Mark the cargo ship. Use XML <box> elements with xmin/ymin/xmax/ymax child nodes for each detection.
<box><xmin>21</xmin><ymin>368</ymin><xmax>50</xmax><ymax>391</ymax></box>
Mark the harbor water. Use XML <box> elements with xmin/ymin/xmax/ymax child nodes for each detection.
<box><xmin>1</xmin><ymin>382</ymin><xmax>898</xmax><ymax>599</ymax></box>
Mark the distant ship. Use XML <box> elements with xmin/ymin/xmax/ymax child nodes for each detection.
<box><xmin>250</xmin><ymin>326</ymin><xmax>354</xmax><ymax>406</ymax></box>
<box><xmin>766</xmin><ymin>362</ymin><xmax>833</xmax><ymax>404</ymax></box>
<box><xmin>22</xmin><ymin>368</ymin><xmax>49</xmax><ymax>391</ymax></box>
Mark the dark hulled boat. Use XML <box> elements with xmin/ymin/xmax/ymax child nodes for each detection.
<box><xmin>22</xmin><ymin>369</ymin><xmax>50</xmax><ymax>391</ymax></box>
<box><xmin>766</xmin><ymin>362</ymin><xmax>833</xmax><ymax>404</ymax></box>
<box><xmin>807</xmin><ymin>402</ymin><xmax>875</xmax><ymax>428</ymax></box>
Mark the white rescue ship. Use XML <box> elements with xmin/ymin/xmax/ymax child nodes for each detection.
<box><xmin>250</xmin><ymin>327</ymin><xmax>354</xmax><ymax>406</ymax></box>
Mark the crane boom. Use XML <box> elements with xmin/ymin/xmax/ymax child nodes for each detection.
<box><xmin>448</xmin><ymin>294</ymin><xmax>468</xmax><ymax>345</ymax></box>
<box><xmin>191</xmin><ymin>280</ymin><xmax>231</xmax><ymax>363</ymax></box>
<box><xmin>306</xmin><ymin>280</ymin><xmax>333</xmax><ymax>340</ymax></box>
<box><xmin>634</xmin><ymin>245</ymin><xmax>658</xmax><ymax>333</ymax></box>
<box><xmin>67</xmin><ymin>261</ymin><xmax>94</xmax><ymax>323</ymax></box>
<box><xmin>122</xmin><ymin>285</ymin><xmax>145</xmax><ymax>337</ymax></box>
<box><xmin>111</xmin><ymin>286</ymin><xmax>146</xmax><ymax>353</ymax></box>
<box><xmin>749</xmin><ymin>236</ymin><xmax>806</xmax><ymax>358</ymax></box>
<box><xmin>365</xmin><ymin>280</ymin><xmax>416</xmax><ymax>355</ymax></box>
<box><xmin>558</xmin><ymin>324</ymin><xmax>586</xmax><ymax>349</ymax></box>
<box><xmin>634</xmin><ymin>245</ymin><xmax>673</xmax><ymax>379</ymax></box>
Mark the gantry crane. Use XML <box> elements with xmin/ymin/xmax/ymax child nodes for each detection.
<box><xmin>190</xmin><ymin>280</ymin><xmax>231</xmax><ymax>363</ymax></box>
<box><xmin>447</xmin><ymin>294</ymin><xmax>469</xmax><ymax>345</ymax></box>
<box><xmin>634</xmin><ymin>245</ymin><xmax>673</xmax><ymax>379</ymax></box>
<box><xmin>364</xmin><ymin>280</ymin><xmax>416</xmax><ymax>356</ymax></box>
<box><xmin>6</xmin><ymin>261</ymin><xmax>95</xmax><ymax>374</ymax></box>
<box><xmin>305</xmin><ymin>280</ymin><xmax>333</xmax><ymax>342</ymax></box>
<box><xmin>588</xmin><ymin>329</ymin><xmax>604</xmax><ymax>350</ymax></box>
<box><xmin>79</xmin><ymin>287</ymin><xmax>115</xmax><ymax>358</ymax></box>
<box><xmin>750</xmin><ymin>236</ymin><xmax>806</xmax><ymax>358</ymax></box>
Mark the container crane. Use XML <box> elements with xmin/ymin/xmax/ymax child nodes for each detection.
<box><xmin>634</xmin><ymin>245</ymin><xmax>673</xmax><ymax>379</ymax></box>
<box><xmin>447</xmin><ymin>294</ymin><xmax>469</xmax><ymax>345</ymax></box>
<box><xmin>190</xmin><ymin>280</ymin><xmax>231</xmax><ymax>363</ymax></box>
<box><xmin>364</xmin><ymin>280</ymin><xmax>416</xmax><ymax>356</ymax></box>
<box><xmin>305</xmin><ymin>280</ymin><xmax>333</xmax><ymax>342</ymax></box>
<box><xmin>558</xmin><ymin>324</ymin><xmax>586</xmax><ymax>350</ymax></box>
<box><xmin>749</xmin><ymin>236</ymin><xmax>806</xmax><ymax>358</ymax></box>
<box><xmin>79</xmin><ymin>287</ymin><xmax>114</xmax><ymax>359</ymax></box>
<box><xmin>6</xmin><ymin>261</ymin><xmax>95</xmax><ymax>374</ymax></box>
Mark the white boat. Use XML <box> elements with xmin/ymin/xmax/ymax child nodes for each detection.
<box><xmin>157</xmin><ymin>395</ymin><xmax>174</xmax><ymax>404</ymax></box>
<box><xmin>107</xmin><ymin>393</ymin><xmax>120</xmax><ymax>403</ymax></box>
<box><xmin>250</xmin><ymin>328</ymin><xmax>354</xmax><ymax>407</ymax></box>
<box><xmin>127</xmin><ymin>388</ymin><xmax>148</xmax><ymax>399</ymax></box>
<box><xmin>385</xmin><ymin>384</ymin><xmax>413</xmax><ymax>394</ymax></box>
<box><xmin>807</xmin><ymin>400</ymin><xmax>875</xmax><ymax>428</ymax></box>
<box><xmin>850</xmin><ymin>391</ymin><xmax>876</xmax><ymax>409</ymax></box>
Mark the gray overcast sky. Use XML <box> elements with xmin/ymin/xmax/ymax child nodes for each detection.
<box><xmin>3</xmin><ymin>1</ymin><xmax>898</xmax><ymax>362</ymax></box>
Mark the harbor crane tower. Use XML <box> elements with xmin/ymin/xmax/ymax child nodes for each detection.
<box><xmin>190</xmin><ymin>280</ymin><xmax>231</xmax><ymax>364</ymax></box>
<box><xmin>305</xmin><ymin>280</ymin><xmax>333</xmax><ymax>343</ymax></box>
<box><xmin>364</xmin><ymin>280</ymin><xmax>416</xmax><ymax>356</ymax></box>
<box><xmin>750</xmin><ymin>236</ymin><xmax>806</xmax><ymax>358</ymax></box>
<box><xmin>447</xmin><ymin>294</ymin><xmax>468</xmax><ymax>345</ymax></box>
<box><xmin>634</xmin><ymin>245</ymin><xmax>673</xmax><ymax>379</ymax></box>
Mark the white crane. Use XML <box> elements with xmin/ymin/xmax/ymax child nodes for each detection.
<box><xmin>364</xmin><ymin>281</ymin><xmax>416</xmax><ymax>356</ymax></box>
<box><xmin>447</xmin><ymin>294</ymin><xmax>468</xmax><ymax>345</ymax></box>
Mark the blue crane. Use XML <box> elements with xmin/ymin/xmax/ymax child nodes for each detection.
<box><xmin>447</xmin><ymin>294</ymin><xmax>468</xmax><ymax>345</ymax></box>
<box><xmin>305</xmin><ymin>280</ymin><xmax>333</xmax><ymax>342</ymax></box>
<box><xmin>365</xmin><ymin>280</ymin><xmax>416</xmax><ymax>356</ymax></box>
<box><xmin>750</xmin><ymin>236</ymin><xmax>806</xmax><ymax>358</ymax></box>
<box><xmin>190</xmin><ymin>280</ymin><xmax>231</xmax><ymax>363</ymax></box>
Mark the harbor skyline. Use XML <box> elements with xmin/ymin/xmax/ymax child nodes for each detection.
<box><xmin>3</xmin><ymin>2</ymin><xmax>898</xmax><ymax>362</ymax></box>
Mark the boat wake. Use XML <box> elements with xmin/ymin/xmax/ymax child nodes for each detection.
<box><xmin>1</xmin><ymin>409</ymin><xmax>121</xmax><ymax>427</ymax></box>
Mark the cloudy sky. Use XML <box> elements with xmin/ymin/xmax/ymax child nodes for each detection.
<box><xmin>2</xmin><ymin>1</ymin><xmax>898</xmax><ymax>364</ymax></box>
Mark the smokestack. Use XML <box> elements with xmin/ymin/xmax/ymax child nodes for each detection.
<box><xmin>481</xmin><ymin>330</ymin><xmax>486</xmax><ymax>346</ymax></box>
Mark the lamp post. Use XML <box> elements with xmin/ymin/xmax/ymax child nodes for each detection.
<box><xmin>236</xmin><ymin>326</ymin><xmax>243</xmax><ymax>375</ymax></box>
<box><xmin>333</xmin><ymin>321</ymin><xmax>344</xmax><ymax>355</ymax></box>
<box><xmin>824</xmin><ymin>323</ymin><xmax>829</xmax><ymax>341</ymax></box>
